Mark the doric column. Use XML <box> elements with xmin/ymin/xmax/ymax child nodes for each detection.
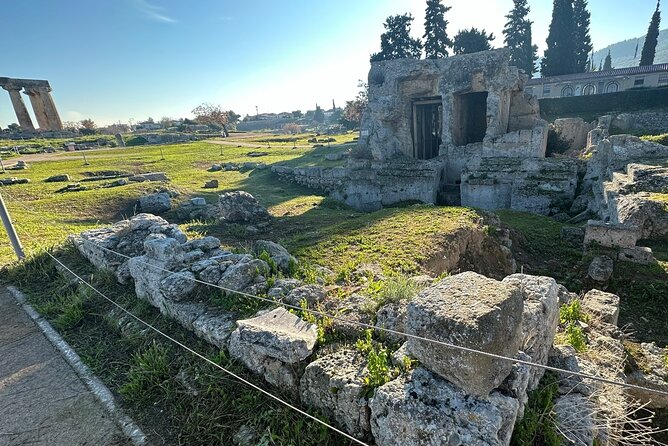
<box><xmin>38</xmin><ymin>88</ymin><xmax>63</xmax><ymax>131</ymax></box>
<box><xmin>3</xmin><ymin>86</ymin><xmax>35</xmax><ymax>131</ymax></box>
<box><xmin>24</xmin><ymin>88</ymin><xmax>50</xmax><ymax>130</ymax></box>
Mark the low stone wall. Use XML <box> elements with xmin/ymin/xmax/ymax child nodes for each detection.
<box><xmin>69</xmin><ymin>213</ymin><xmax>576</xmax><ymax>445</ymax></box>
<box><xmin>273</xmin><ymin>158</ymin><xmax>443</xmax><ymax>212</ymax></box>
<box><xmin>612</xmin><ymin>109</ymin><xmax>668</xmax><ymax>135</ymax></box>
<box><xmin>461</xmin><ymin>157</ymin><xmax>579</xmax><ymax>215</ymax></box>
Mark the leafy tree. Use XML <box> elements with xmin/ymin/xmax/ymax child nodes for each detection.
<box><xmin>341</xmin><ymin>81</ymin><xmax>368</xmax><ymax>130</ymax></box>
<box><xmin>159</xmin><ymin>117</ymin><xmax>172</xmax><ymax>129</ymax></box>
<box><xmin>423</xmin><ymin>0</ymin><xmax>452</xmax><ymax>59</ymax></box>
<box><xmin>79</xmin><ymin>118</ymin><xmax>97</xmax><ymax>135</ymax></box>
<box><xmin>313</xmin><ymin>105</ymin><xmax>325</xmax><ymax>124</ymax></box>
<box><xmin>191</xmin><ymin>103</ymin><xmax>240</xmax><ymax>134</ymax></box>
<box><xmin>7</xmin><ymin>123</ymin><xmax>20</xmax><ymax>132</ymax></box>
<box><xmin>452</xmin><ymin>28</ymin><xmax>495</xmax><ymax>55</ymax></box>
<box><xmin>573</xmin><ymin>0</ymin><xmax>593</xmax><ymax>73</ymax></box>
<box><xmin>370</xmin><ymin>14</ymin><xmax>422</xmax><ymax>62</ymax></box>
<box><xmin>603</xmin><ymin>50</ymin><xmax>612</xmax><ymax>70</ymax></box>
<box><xmin>640</xmin><ymin>1</ymin><xmax>662</xmax><ymax>66</ymax></box>
<box><xmin>291</xmin><ymin>110</ymin><xmax>303</xmax><ymax>118</ymax></box>
<box><xmin>503</xmin><ymin>0</ymin><xmax>538</xmax><ymax>75</ymax></box>
<box><xmin>541</xmin><ymin>0</ymin><xmax>577</xmax><ymax>76</ymax></box>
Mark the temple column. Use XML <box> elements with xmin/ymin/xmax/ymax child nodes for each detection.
<box><xmin>38</xmin><ymin>88</ymin><xmax>63</xmax><ymax>130</ymax></box>
<box><xmin>24</xmin><ymin>88</ymin><xmax>50</xmax><ymax>130</ymax></box>
<box><xmin>3</xmin><ymin>86</ymin><xmax>35</xmax><ymax>131</ymax></box>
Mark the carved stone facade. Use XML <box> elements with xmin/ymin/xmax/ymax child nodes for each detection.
<box><xmin>0</xmin><ymin>77</ymin><xmax>63</xmax><ymax>131</ymax></box>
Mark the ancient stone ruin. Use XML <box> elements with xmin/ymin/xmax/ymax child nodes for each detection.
<box><xmin>1</xmin><ymin>77</ymin><xmax>63</xmax><ymax>132</ymax></box>
<box><xmin>65</xmin><ymin>208</ymin><xmax>666</xmax><ymax>445</ymax></box>
<box><xmin>273</xmin><ymin>49</ymin><xmax>580</xmax><ymax>213</ymax></box>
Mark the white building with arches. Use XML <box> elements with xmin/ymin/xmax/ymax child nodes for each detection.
<box><xmin>525</xmin><ymin>63</ymin><xmax>668</xmax><ymax>99</ymax></box>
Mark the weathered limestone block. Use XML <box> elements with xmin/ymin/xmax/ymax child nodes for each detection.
<box><xmin>45</xmin><ymin>174</ymin><xmax>70</xmax><ymax>182</ymax></box>
<box><xmin>327</xmin><ymin>294</ymin><xmax>376</xmax><ymax>338</ymax></box>
<box><xmin>267</xmin><ymin>278</ymin><xmax>302</xmax><ymax>299</ymax></box>
<box><xmin>581</xmin><ymin>289</ymin><xmax>620</xmax><ymax>326</ymax></box>
<box><xmin>191</xmin><ymin>310</ymin><xmax>237</xmax><ymax>350</ymax></box>
<box><xmin>584</xmin><ymin>220</ymin><xmax>639</xmax><ymax>248</ymax></box>
<box><xmin>618</xmin><ymin>246</ymin><xmax>656</xmax><ymax>264</ymax></box>
<box><xmin>626</xmin><ymin>342</ymin><xmax>668</xmax><ymax>409</ymax></box>
<box><xmin>219</xmin><ymin>191</ymin><xmax>270</xmax><ymax>222</ymax></box>
<box><xmin>374</xmin><ymin>301</ymin><xmax>408</xmax><ymax>344</ymax></box>
<box><xmin>217</xmin><ymin>259</ymin><xmax>269</xmax><ymax>292</ymax></box>
<box><xmin>553</xmin><ymin>117</ymin><xmax>593</xmax><ymax>151</ymax></box>
<box><xmin>228</xmin><ymin>308</ymin><xmax>318</xmax><ymax>388</ymax></box>
<box><xmin>139</xmin><ymin>192</ymin><xmax>171</xmax><ymax>214</ymax></box>
<box><xmin>300</xmin><ymin>349</ymin><xmax>370</xmax><ymax>438</ymax></box>
<box><xmin>548</xmin><ymin>345</ymin><xmax>597</xmax><ymax>396</ymax></box>
<box><xmin>283</xmin><ymin>284</ymin><xmax>326</xmax><ymax>308</ymax></box>
<box><xmin>587</xmin><ymin>255</ymin><xmax>614</xmax><ymax>282</ymax></box>
<box><xmin>406</xmin><ymin>271</ymin><xmax>524</xmax><ymax>397</ymax></box>
<box><xmin>128</xmin><ymin>172</ymin><xmax>168</xmax><ymax>182</ymax></box>
<box><xmin>254</xmin><ymin>240</ymin><xmax>297</xmax><ymax>272</ymax></box>
<box><xmin>369</xmin><ymin>367</ymin><xmax>520</xmax><ymax>446</ymax></box>
<box><xmin>502</xmin><ymin>274</ymin><xmax>560</xmax><ymax>390</ymax></box>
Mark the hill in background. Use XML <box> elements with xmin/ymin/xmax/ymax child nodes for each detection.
<box><xmin>592</xmin><ymin>28</ymin><xmax>668</xmax><ymax>69</ymax></box>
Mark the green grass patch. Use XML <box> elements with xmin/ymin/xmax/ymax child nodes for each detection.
<box><xmin>510</xmin><ymin>372</ymin><xmax>561</xmax><ymax>446</ymax></box>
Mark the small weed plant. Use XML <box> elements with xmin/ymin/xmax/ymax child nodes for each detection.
<box><xmin>355</xmin><ymin>329</ymin><xmax>398</xmax><ymax>395</ymax></box>
<box><xmin>558</xmin><ymin>299</ymin><xmax>589</xmax><ymax>352</ymax></box>
<box><xmin>510</xmin><ymin>372</ymin><xmax>561</xmax><ymax>446</ymax></box>
<box><xmin>369</xmin><ymin>275</ymin><xmax>422</xmax><ymax>306</ymax></box>
<box><xmin>298</xmin><ymin>299</ymin><xmax>332</xmax><ymax>344</ymax></box>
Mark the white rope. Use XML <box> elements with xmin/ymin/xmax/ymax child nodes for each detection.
<box><xmin>44</xmin><ymin>251</ymin><xmax>370</xmax><ymax>446</ymax></box>
<box><xmin>4</xmin><ymin>186</ymin><xmax>668</xmax><ymax>400</ymax></box>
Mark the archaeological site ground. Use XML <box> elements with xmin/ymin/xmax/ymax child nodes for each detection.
<box><xmin>2</xmin><ymin>13</ymin><xmax>668</xmax><ymax>446</ymax></box>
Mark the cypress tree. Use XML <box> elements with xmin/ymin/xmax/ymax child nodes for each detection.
<box><xmin>603</xmin><ymin>50</ymin><xmax>612</xmax><ymax>70</ymax></box>
<box><xmin>503</xmin><ymin>0</ymin><xmax>538</xmax><ymax>75</ymax></box>
<box><xmin>573</xmin><ymin>0</ymin><xmax>593</xmax><ymax>73</ymax></box>
<box><xmin>541</xmin><ymin>0</ymin><xmax>577</xmax><ymax>76</ymax></box>
<box><xmin>453</xmin><ymin>28</ymin><xmax>495</xmax><ymax>55</ymax></box>
<box><xmin>370</xmin><ymin>14</ymin><xmax>423</xmax><ymax>62</ymax></box>
<box><xmin>640</xmin><ymin>1</ymin><xmax>662</xmax><ymax>66</ymax></box>
<box><xmin>424</xmin><ymin>0</ymin><xmax>453</xmax><ymax>58</ymax></box>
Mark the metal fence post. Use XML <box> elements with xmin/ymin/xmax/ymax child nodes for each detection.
<box><xmin>0</xmin><ymin>191</ymin><xmax>25</xmax><ymax>260</ymax></box>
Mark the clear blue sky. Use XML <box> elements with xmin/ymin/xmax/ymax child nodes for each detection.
<box><xmin>0</xmin><ymin>0</ymin><xmax>663</xmax><ymax>127</ymax></box>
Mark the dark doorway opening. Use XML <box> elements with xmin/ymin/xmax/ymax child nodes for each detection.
<box><xmin>453</xmin><ymin>91</ymin><xmax>488</xmax><ymax>146</ymax></box>
<box><xmin>412</xmin><ymin>97</ymin><xmax>442</xmax><ymax>160</ymax></box>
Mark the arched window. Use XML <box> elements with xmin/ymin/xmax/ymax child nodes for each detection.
<box><xmin>583</xmin><ymin>84</ymin><xmax>596</xmax><ymax>95</ymax></box>
<box><xmin>561</xmin><ymin>86</ymin><xmax>574</xmax><ymax>97</ymax></box>
<box><xmin>605</xmin><ymin>82</ymin><xmax>619</xmax><ymax>93</ymax></box>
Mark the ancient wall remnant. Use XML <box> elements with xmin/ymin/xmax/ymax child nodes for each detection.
<box><xmin>0</xmin><ymin>77</ymin><xmax>63</xmax><ymax>131</ymax></box>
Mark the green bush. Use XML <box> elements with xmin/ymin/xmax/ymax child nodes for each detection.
<box><xmin>370</xmin><ymin>275</ymin><xmax>422</xmax><ymax>306</ymax></box>
<box><xmin>126</xmin><ymin>136</ymin><xmax>148</xmax><ymax>146</ymax></box>
<box><xmin>558</xmin><ymin>299</ymin><xmax>589</xmax><ymax>352</ymax></box>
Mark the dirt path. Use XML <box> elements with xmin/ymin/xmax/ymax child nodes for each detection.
<box><xmin>0</xmin><ymin>288</ymin><xmax>130</xmax><ymax>445</ymax></box>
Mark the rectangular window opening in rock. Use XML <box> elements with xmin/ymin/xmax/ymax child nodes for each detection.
<box><xmin>412</xmin><ymin>97</ymin><xmax>442</xmax><ymax>160</ymax></box>
<box><xmin>452</xmin><ymin>91</ymin><xmax>488</xmax><ymax>146</ymax></box>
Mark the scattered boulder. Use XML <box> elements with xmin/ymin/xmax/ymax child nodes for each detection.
<box><xmin>209</xmin><ymin>164</ymin><xmax>222</xmax><ymax>172</ymax></box>
<box><xmin>138</xmin><ymin>192</ymin><xmax>171</xmax><ymax>214</ymax></box>
<box><xmin>176</xmin><ymin>197</ymin><xmax>218</xmax><ymax>221</ymax></box>
<box><xmin>267</xmin><ymin>278</ymin><xmax>302</xmax><ymax>300</ymax></box>
<box><xmin>581</xmin><ymin>289</ymin><xmax>620</xmax><ymax>326</ymax></box>
<box><xmin>369</xmin><ymin>367</ymin><xmax>519</xmax><ymax>446</ymax></box>
<box><xmin>45</xmin><ymin>174</ymin><xmax>71</xmax><ymax>182</ymax></box>
<box><xmin>254</xmin><ymin>240</ymin><xmax>297</xmax><ymax>272</ymax></box>
<box><xmin>203</xmin><ymin>179</ymin><xmax>219</xmax><ymax>189</ymax></box>
<box><xmin>327</xmin><ymin>293</ymin><xmax>375</xmax><ymax>338</ymax></box>
<box><xmin>374</xmin><ymin>301</ymin><xmax>408</xmax><ymax>344</ymax></box>
<box><xmin>300</xmin><ymin>349</ymin><xmax>369</xmax><ymax>438</ymax></box>
<box><xmin>218</xmin><ymin>191</ymin><xmax>271</xmax><ymax>223</ymax></box>
<box><xmin>10</xmin><ymin>160</ymin><xmax>28</xmax><ymax>170</ymax></box>
<box><xmin>406</xmin><ymin>271</ymin><xmax>524</xmax><ymax>397</ymax></box>
<box><xmin>128</xmin><ymin>172</ymin><xmax>168</xmax><ymax>182</ymax></box>
<box><xmin>217</xmin><ymin>258</ymin><xmax>269</xmax><ymax>292</ymax></box>
<box><xmin>0</xmin><ymin>177</ymin><xmax>30</xmax><ymax>186</ymax></box>
<box><xmin>247</xmin><ymin>151</ymin><xmax>269</xmax><ymax>157</ymax></box>
<box><xmin>228</xmin><ymin>308</ymin><xmax>318</xmax><ymax>388</ymax></box>
<box><xmin>587</xmin><ymin>255</ymin><xmax>614</xmax><ymax>282</ymax></box>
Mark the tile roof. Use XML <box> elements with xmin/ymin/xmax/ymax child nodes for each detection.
<box><xmin>526</xmin><ymin>63</ymin><xmax>668</xmax><ymax>85</ymax></box>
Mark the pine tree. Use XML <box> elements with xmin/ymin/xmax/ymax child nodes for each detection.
<box><xmin>503</xmin><ymin>0</ymin><xmax>538</xmax><ymax>75</ymax></box>
<box><xmin>573</xmin><ymin>0</ymin><xmax>593</xmax><ymax>73</ymax></box>
<box><xmin>541</xmin><ymin>0</ymin><xmax>577</xmax><ymax>76</ymax></box>
<box><xmin>640</xmin><ymin>1</ymin><xmax>662</xmax><ymax>66</ymax></box>
<box><xmin>370</xmin><ymin>14</ymin><xmax>423</xmax><ymax>62</ymax></box>
<box><xmin>603</xmin><ymin>50</ymin><xmax>612</xmax><ymax>70</ymax></box>
<box><xmin>424</xmin><ymin>0</ymin><xmax>453</xmax><ymax>58</ymax></box>
<box><xmin>453</xmin><ymin>28</ymin><xmax>495</xmax><ymax>55</ymax></box>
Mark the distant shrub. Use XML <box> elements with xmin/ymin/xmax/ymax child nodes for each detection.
<box><xmin>126</xmin><ymin>136</ymin><xmax>148</xmax><ymax>146</ymax></box>
<box><xmin>546</xmin><ymin>128</ymin><xmax>571</xmax><ymax>156</ymax></box>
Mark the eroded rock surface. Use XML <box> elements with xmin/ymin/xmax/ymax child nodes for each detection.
<box><xmin>219</xmin><ymin>191</ymin><xmax>271</xmax><ymax>222</ymax></box>
<box><xmin>406</xmin><ymin>271</ymin><xmax>523</xmax><ymax>397</ymax></box>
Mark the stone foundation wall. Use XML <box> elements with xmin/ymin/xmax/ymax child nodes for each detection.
<box><xmin>612</xmin><ymin>109</ymin><xmax>668</xmax><ymax>135</ymax></box>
